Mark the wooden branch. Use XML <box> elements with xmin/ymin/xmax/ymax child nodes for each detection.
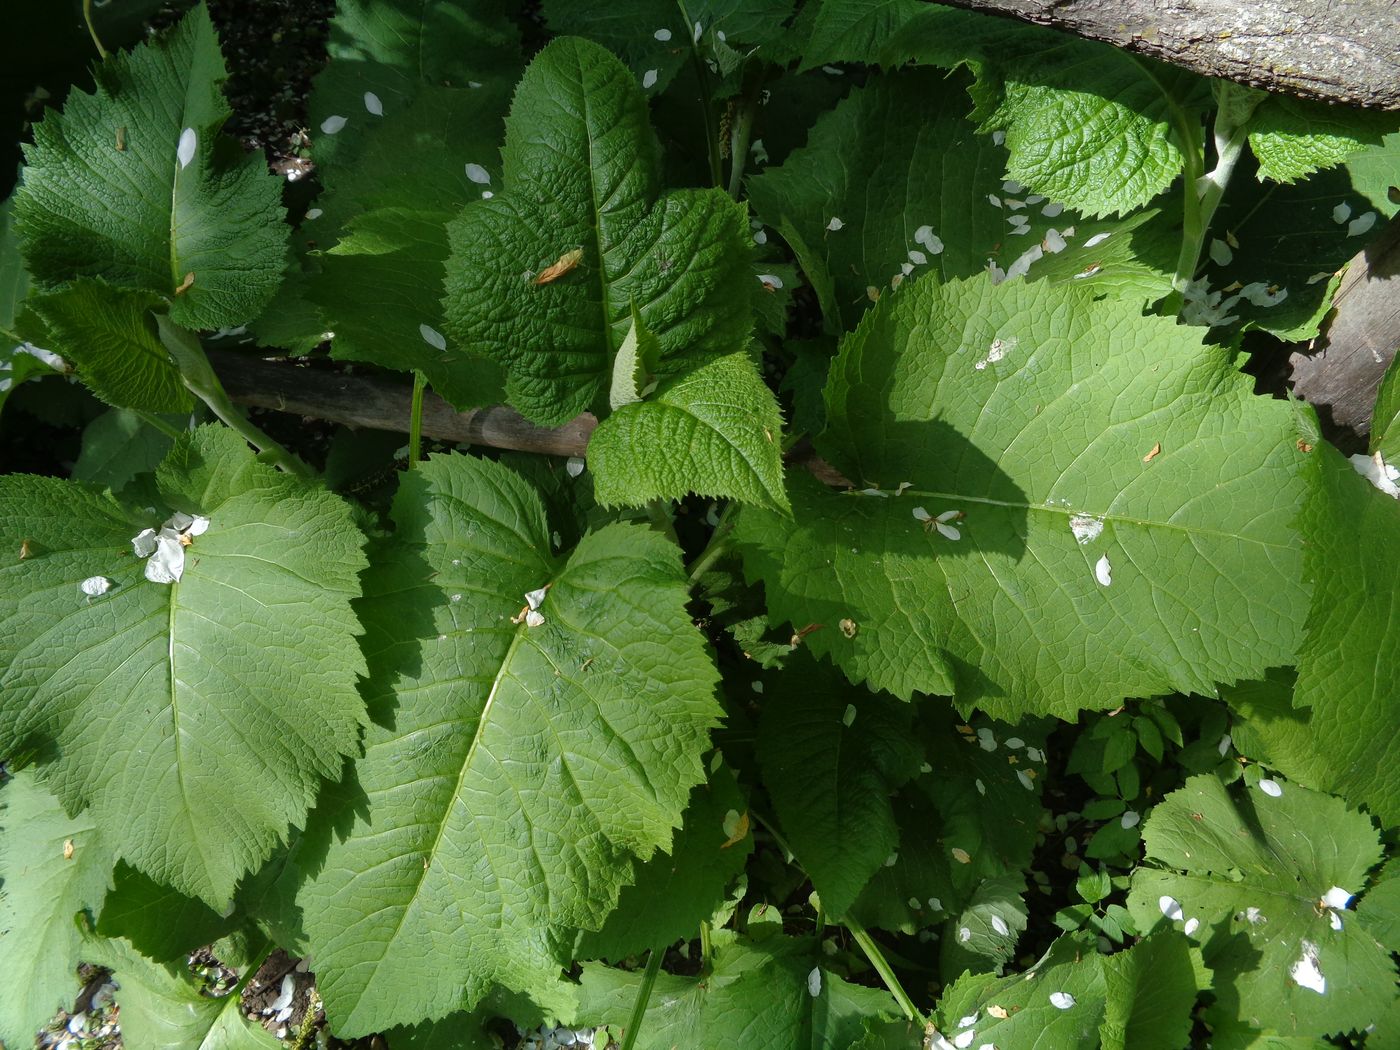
<box><xmin>208</xmin><ymin>350</ymin><xmax>852</xmax><ymax>487</ymax></box>
<box><xmin>1288</xmin><ymin>214</ymin><xmax>1400</xmax><ymax>450</ymax></box>
<box><xmin>928</xmin><ymin>0</ymin><xmax>1400</xmax><ymax>109</ymax></box>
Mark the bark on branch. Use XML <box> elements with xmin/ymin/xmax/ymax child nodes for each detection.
<box><xmin>208</xmin><ymin>350</ymin><xmax>851</xmax><ymax>486</ymax></box>
<box><xmin>928</xmin><ymin>0</ymin><xmax>1400</xmax><ymax>109</ymax></box>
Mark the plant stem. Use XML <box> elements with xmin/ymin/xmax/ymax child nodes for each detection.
<box><xmin>699</xmin><ymin>920</ymin><xmax>713</xmax><ymax>963</ymax></box>
<box><xmin>726</xmin><ymin>66</ymin><xmax>764</xmax><ymax>200</ymax></box>
<box><xmin>619</xmin><ymin>947</ymin><xmax>665</xmax><ymax>1050</ymax></box>
<box><xmin>133</xmin><ymin>410</ymin><xmax>186</xmax><ymax>441</ymax></box>
<box><xmin>82</xmin><ymin>0</ymin><xmax>109</xmax><ymax>58</ymax></box>
<box><xmin>685</xmin><ymin>503</ymin><xmax>736</xmax><ymax>583</ymax></box>
<box><xmin>676</xmin><ymin>0</ymin><xmax>724</xmax><ymax>189</ymax></box>
<box><xmin>407</xmin><ymin>370</ymin><xmax>428</xmax><ymax>469</ymax></box>
<box><xmin>844</xmin><ymin>914</ymin><xmax>925</xmax><ymax>1024</ymax></box>
<box><xmin>155</xmin><ymin>317</ymin><xmax>314</xmax><ymax>478</ymax></box>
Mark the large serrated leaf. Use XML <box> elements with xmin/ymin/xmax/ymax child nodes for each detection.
<box><xmin>296</xmin><ymin>453</ymin><xmax>721</xmax><ymax>1035</ymax></box>
<box><xmin>587</xmin><ymin>351</ymin><xmax>789</xmax><ymax>511</ymax></box>
<box><xmin>0</xmin><ymin>771</ymin><xmax>113</xmax><ymax>1049</ymax></box>
<box><xmin>442</xmin><ymin>37</ymin><xmax>754</xmax><ymax>426</ymax></box>
<box><xmin>734</xmin><ymin>275</ymin><xmax>1307</xmax><ymax>717</ymax></box>
<box><xmin>746</xmin><ymin>68</ymin><xmax>1173</xmax><ymax>332</ymax></box>
<box><xmin>1245</xmin><ymin>96</ymin><xmax>1400</xmax><ymax>184</ymax></box>
<box><xmin>0</xmin><ymin>426</ymin><xmax>368</xmax><ymax>905</ymax></box>
<box><xmin>1127</xmin><ymin>775</ymin><xmax>1394</xmax><ymax>1037</ymax></box>
<box><xmin>14</xmin><ymin>3</ymin><xmax>287</xmax><ymax>330</ymax></box>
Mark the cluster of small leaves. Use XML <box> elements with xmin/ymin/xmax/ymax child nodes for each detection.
<box><xmin>2</xmin><ymin>1</ymin><xmax>1400</xmax><ymax>1049</ymax></box>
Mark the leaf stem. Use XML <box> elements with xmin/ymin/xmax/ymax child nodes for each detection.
<box><xmin>844</xmin><ymin>914</ymin><xmax>926</xmax><ymax>1024</ymax></box>
<box><xmin>133</xmin><ymin>410</ymin><xmax>186</xmax><ymax>441</ymax></box>
<box><xmin>676</xmin><ymin>0</ymin><xmax>724</xmax><ymax>189</ymax></box>
<box><xmin>726</xmin><ymin>66</ymin><xmax>765</xmax><ymax>201</ymax></box>
<box><xmin>155</xmin><ymin>317</ymin><xmax>314</xmax><ymax>478</ymax></box>
<box><xmin>408</xmin><ymin>370</ymin><xmax>428</xmax><ymax>469</ymax></box>
<box><xmin>699</xmin><ymin>919</ymin><xmax>714</xmax><ymax>963</ymax></box>
<box><xmin>82</xmin><ymin>0</ymin><xmax>109</xmax><ymax>59</ymax></box>
<box><xmin>619</xmin><ymin>947</ymin><xmax>665</xmax><ymax>1050</ymax></box>
<box><xmin>685</xmin><ymin>503</ymin><xmax>736</xmax><ymax>583</ymax></box>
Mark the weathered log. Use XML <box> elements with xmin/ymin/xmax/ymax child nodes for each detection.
<box><xmin>928</xmin><ymin>0</ymin><xmax>1400</xmax><ymax>109</ymax></box>
<box><xmin>1288</xmin><ymin>214</ymin><xmax>1400</xmax><ymax>449</ymax></box>
<box><xmin>208</xmin><ymin>350</ymin><xmax>852</xmax><ymax>487</ymax></box>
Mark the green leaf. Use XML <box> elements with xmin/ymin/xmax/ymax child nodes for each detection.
<box><xmin>1246</xmin><ymin>97</ymin><xmax>1400</xmax><ymax>184</ymax></box>
<box><xmin>1196</xmin><ymin>160</ymin><xmax>1383</xmax><ymax>340</ymax></box>
<box><xmin>296</xmin><ymin>453</ymin><xmax>721</xmax><ymax>1035</ymax></box>
<box><xmin>72</xmin><ymin>408</ymin><xmax>178</xmax><ymax>495</ymax></box>
<box><xmin>1344</xmin><ymin>130</ymin><xmax>1400</xmax><ymax>216</ymax></box>
<box><xmin>588</xmin><ymin>351</ymin><xmax>788</xmax><ymax>511</ymax></box>
<box><xmin>1358</xmin><ymin>860</ymin><xmax>1400</xmax><ymax>954</ymax></box>
<box><xmin>1126</xmin><ymin>774</ymin><xmax>1394</xmax><ymax>1037</ymax></box>
<box><xmin>309</xmin><ymin>0</ymin><xmax>521</xmax><ymax>181</ymax></box>
<box><xmin>757</xmin><ymin>653</ymin><xmax>920</xmax><ymax>917</ymax></box>
<box><xmin>940</xmin><ymin>873</ymin><xmax>1028</xmax><ymax>975</ymax></box>
<box><xmin>25</xmin><ymin>281</ymin><xmax>193</xmax><ymax>413</ymax></box>
<box><xmin>569</xmin><ymin>936</ymin><xmax>899</xmax><ymax>1050</ymax></box>
<box><xmin>735</xmin><ymin>275</ymin><xmax>1307</xmax><ymax>716</ymax></box>
<box><xmin>576</xmin><ymin>765</ymin><xmax>751</xmax><ymax>960</ymax></box>
<box><xmin>1</xmin><ymin>341</ymin><xmax>68</xmax><ymax>421</ymax></box>
<box><xmin>442</xmin><ymin>37</ymin><xmax>754</xmax><ymax>426</ymax></box>
<box><xmin>799</xmin><ymin>0</ymin><xmax>925</xmax><ymax>70</ymax></box>
<box><xmin>97</xmin><ymin>862</ymin><xmax>236</xmax><ymax>963</ymax></box>
<box><xmin>84</xmin><ymin>933</ymin><xmax>281</xmax><ymax>1050</ymax></box>
<box><xmin>15</xmin><ymin>4</ymin><xmax>288</xmax><ymax>330</ymax></box>
<box><xmin>543</xmin><ymin>0</ymin><xmax>798</xmax><ymax>95</ymax></box>
<box><xmin>0</xmin><ymin>196</ymin><xmax>30</xmax><ymax>338</ymax></box>
<box><xmin>1247</xmin><ymin>445</ymin><xmax>1400</xmax><ymax>829</ymax></box>
<box><xmin>0</xmin><ymin>771</ymin><xmax>114</xmax><ymax>1050</ymax></box>
<box><xmin>608</xmin><ymin>304</ymin><xmax>662</xmax><ymax>411</ymax></box>
<box><xmin>884</xmin><ymin>15</ymin><xmax>1209</xmax><ymax>218</ymax></box>
<box><xmin>747</xmin><ymin>69</ymin><xmax>1174</xmax><ymax>331</ymax></box>
<box><xmin>0</xmin><ymin>425</ymin><xmax>368</xmax><ymax>905</ymax></box>
<box><xmin>1372</xmin><ymin>353</ymin><xmax>1400</xmax><ymax>460</ymax></box>
<box><xmin>936</xmin><ymin>932</ymin><xmax>1200</xmax><ymax>1050</ymax></box>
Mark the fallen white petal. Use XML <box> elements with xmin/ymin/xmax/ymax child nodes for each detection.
<box><xmin>908</xmin><ymin>249</ymin><xmax>928</xmax><ymax>265</ymax></box>
<box><xmin>757</xmin><ymin>273</ymin><xmax>784</xmax><ymax>289</ymax></box>
<box><xmin>1042</xmin><ymin>228</ymin><xmax>1067</xmax><ymax>253</ymax></box>
<box><xmin>320</xmin><ymin>114</ymin><xmax>348</xmax><ymax>135</ymax></box>
<box><xmin>132</xmin><ymin>528</ymin><xmax>158</xmax><ymax>558</ymax></box>
<box><xmin>144</xmin><ymin>529</ymin><xmax>186</xmax><ymax>584</ymax></box>
<box><xmin>913</xmin><ymin>506</ymin><xmax>931</xmax><ymax>522</ymax></box>
<box><xmin>654</xmin><ymin>27</ymin><xmax>672</xmax><ymax>40</ymax></box>
<box><xmin>1323</xmin><ymin>886</ymin><xmax>1353</xmax><ymax>910</ymax></box>
<box><xmin>524</xmin><ymin>609</ymin><xmax>545</xmax><ymax>628</ymax></box>
<box><xmin>524</xmin><ymin>586</ymin><xmax>549</xmax><ymax>610</ymax></box>
<box><xmin>958</xmin><ymin>926</ymin><xmax>972</xmax><ymax>942</ymax></box>
<box><xmin>364</xmin><ymin>91</ymin><xmax>383</xmax><ymax>116</ymax></box>
<box><xmin>807</xmin><ymin>967</ymin><xmax>822</xmax><ymax>997</ymax></box>
<box><xmin>1121</xmin><ymin>810</ymin><xmax>1140</xmax><ymax>829</ymax></box>
<box><xmin>177</xmin><ymin>128</ymin><xmax>197</xmax><ymax>170</ymax></box>
<box><xmin>1159</xmin><ymin>895</ymin><xmax>1184</xmax><ymax>922</ymax></box>
<box><xmin>1348</xmin><ymin>211</ymin><xmax>1377</xmax><ymax>237</ymax></box>
<box><xmin>1084</xmin><ymin>231</ymin><xmax>1111</xmax><ymax>248</ymax></box>
<box><xmin>826</xmin><ymin>216</ymin><xmax>844</xmax><ymax>231</ymax></box>
<box><xmin>953</xmin><ymin>1031</ymin><xmax>975</xmax><ymax>1049</ymax></box>
<box><xmin>1183</xmin><ymin>917</ymin><xmax>1200</xmax><ymax>936</ymax></box>
<box><xmin>1016</xmin><ymin>770</ymin><xmax>1034</xmax><ymax>791</ymax></box>
<box><xmin>1329</xmin><ymin>911</ymin><xmax>1344</xmax><ymax>931</ymax></box>
<box><xmin>842</xmin><ymin>704</ymin><xmax>857</xmax><ymax>727</ymax></box>
<box><xmin>419</xmin><ymin>324</ymin><xmax>447</xmax><ymax>351</ymax></box>
<box><xmin>1094</xmin><ymin>554</ymin><xmax>1112</xmax><ymax>587</ymax></box>
<box><xmin>991</xmin><ymin>915</ymin><xmax>1010</xmax><ymax>936</ymax></box>
<box><xmin>465</xmin><ymin>163</ymin><xmax>491</xmax><ymax>185</ymax></box>
<box><xmin>566</xmin><ymin>457</ymin><xmax>586</xmax><ymax>477</ymax></box>
<box><xmin>1049</xmin><ymin>992</ymin><xmax>1075</xmax><ymax>1009</ymax></box>
<box><xmin>1332</xmin><ymin>202</ymin><xmax>1352</xmax><ymax>224</ymax></box>
<box><xmin>1290</xmin><ymin>940</ymin><xmax>1325</xmax><ymax>994</ymax></box>
<box><xmin>1070</xmin><ymin>514</ymin><xmax>1103</xmax><ymax>544</ymax></box>
<box><xmin>936</xmin><ymin>521</ymin><xmax>961</xmax><ymax>541</ymax></box>
<box><xmin>1209</xmin><ymin>238</ymin><xmax>1233</xmax><ymax>266</ymax></box>
<box><xmin>79</xmin><ymin>576</ymin><xmax>113</xmax><ymax>597</ymax></box>
<box><xmin>1041</xmin><ymin>202</ymin><xmax>1063</xmax><ymax>218</ymax></box>
<box><xmin>642</xmin><ymin>69</ymin><xmax>659</xmax><ymax>89</ymax></box>
<box><xmin>1258</xmin><ymin>778</ymin><xmax>1283</xmax><ymax>797</ymax></box>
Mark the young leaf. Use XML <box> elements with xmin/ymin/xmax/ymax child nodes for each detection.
<box><xmin>1127</xmin><ymin>775</ymin><xmax>1394</xmax><ymax>1037</ymax></box>
<box><xmin>1373</xmin><ymin>353</ymin><xmax>1400</xmax><ymax>460</ymax></box>
<box><xmin>575</xmin><ymin>765</ymin><xmax>751</xmax><ymax>961</ymax></box>
<box><xmin>296</xmin><ymin>453</ymin><xmax>721</xmax><ymax>1035</ymax></box>
<box><xmin>0</xmin><ymin>771</ymin><xmax>114</xmax><ymax>1050</ymax></box>
<box><xmin>588</xmin><ymin>351</ymin><xmax>789</xmax><ymax>511</ymax></box>
<box><xmin>746</xmin><ymin>68</ymin><xmax>1173</xmax><ymax>331</ymax></box>
<box><xmin>608</xmin><ymin>304</ymin><xmax>662</xmax><ymax>411</ymax></box>
<box><xmin>757</xmin><ymin>653</ymin><xmax>921</xmax><ymax>917</ymax></box>
<box><xmin>569</xmin><ymin>936</ymin><xmax>900</xmax><ymax>1050</ymax></box>
<box><xmin>735</xmin><ymin>275</ymin><xmax>1308</xmax><ymax>716</ymax></box>
<box><xmin>442</xmin><ymin>37</ymin><xmax>754</xmax><ymax>426</ymax></box>
<box><xmin>14</xmin><ymin>3</ymin><xmax>288</xmax><ymax>330</ymax></box>
<box><xmin>0</xmin><ymin>426</ymin><xmax>368</xmax><ymax>905</ymax></box>
<box><xmin>96</xmin><ymin>862</ymin><xmax>236</xmax><ymax>963</ymax></box>
<box><xmin>0</xmin><ymin>195</ymin><xmax>29</xmax><ymax>339</ymax></box>
<box><xmin>72</xmin><ymin>408</ymin><xmax>177</xmax><ymax>495</ymax></box>
<box><xmin>24</xmin><ymin>281</ymin><xmax>192</xmax><ymax>413</ymax></box>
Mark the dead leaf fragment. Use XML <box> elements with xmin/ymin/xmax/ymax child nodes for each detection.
<box><xmin>721</xmin><ymin>810</ymin><xmax>750</xmax><ymax>849</ymax></box>
<box><xmin>19</xmin><ymin>538</ymin><xmax>33</xmax><ymax>560</ymax></box>
<box><xmin>1143</xmin><ymin>441</ymin><xmax>1162</xmax><ymax>463</ymax></box>
<box><xmin>115</xmin><ymin>126</ymin><xmax>126</xmax><ymax>151</ymax></box>
<box><xmin>533</xmin><ymin>247</ymin><xmax>584</xmax><ymax>285</ymax></box>
<box><xmin>63</xmin><ymin>838</ymin><xmax>74</xmax><ymax>860</ymax></box>
<box><xmin>1296</xmin><ymin>439</ymin><xmax>1314</xmax><ymax>453</ymax></box>
<box><xmin>789</xmin><ymin>622</ymin><xmax>824</xmax><ymax>647</ymax></box>
<box><xmin>174</xmin><ymin>271</ymin><xmax>195</xmax><ymax>295</ymax></box>
<box><xmin>839</xmin><ymin>618</ymin><xmax>857</xmax><ymax>639</ymax></box>
<box><xmin>988</xmin><ymin>1005</ymin><xmax>1009</xmax><ymax>1019</ymax></box>
<box><xmin>951</xmin><ymin>847</ymin><xmax>971</xmax><ymax>864</ymax></box>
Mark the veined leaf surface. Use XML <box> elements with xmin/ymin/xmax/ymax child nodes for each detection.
<box><xmin>442</xmin><ymin>36</ymin><xmax>753</xmax><ymax>426</ymax></box>
<box><xmin>0</xmin><ymin>426</ymin><xmax>368</xmax><ymax>904</ymax></box>
<box><xmin>735</xmin><ymin>275</ymin><xmax>1308</xmax><ymax>717</ymax></box>
<box><xmin>14</xmin><ymin>3</ymin><xmax>287</xmax><ymax>330</ymax></box>
<box><xmin>298</xmin><ymin>453</ymin><xmax>721</xmax><ymax>1035</ymax></box>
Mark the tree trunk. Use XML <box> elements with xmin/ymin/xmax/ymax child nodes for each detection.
<box><xmin>929</xmin><ymin>0</ymin><xmax>1400</xmax><ymax>109</ymax></box>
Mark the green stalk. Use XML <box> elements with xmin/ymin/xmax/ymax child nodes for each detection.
<box><xmin>407</xmin><ymin>370</ymin><xmax>428</xmax><ymax>469</ymax></box>
<box><xmin>133</xmin><ymin>410</ymin><xmax>187</xmax><ymax>441</ymax></box>
<box><xmin>619</xmin><ymin>947</ymin><xmax>666</xmax><ymax>1050</ymax></box>
<box><xmin>844</xmin><ymin>915</ymin><xmax>925</xmax><ymax>1024</ymax></box>
<box><xmin>685</xmin><ymin>502</ymin><xmax>736</xmax><ymax>583</ymax></box>
<box><xmin>726</xmin><ymin>66</ymin><xmax>764</xmax><ymax>200</ymax></box>
<box><xmin>676</xmin><ymin>0</ymin><xmax>724</xmax><ymax>188</ymax></box>
<box><xmin>82</xmin><ymin>0</ymin><xmax>109</xmax><ymax>58</ymax></box>
<box><xmin>699</xmin><ymin>919</ymin><xmax>714</xmax><ymax>963</ymax></box>
<box><xmin>155</xmin><ymin>317</ymin><xmax>314</xmax><ymax>478</ymax></box>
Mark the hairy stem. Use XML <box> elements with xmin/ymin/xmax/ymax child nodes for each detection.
<box><xmin>620</xmin><ymin>947</ymin><xmax>666</xmax><ymax>1050</ymax></box>
<box><xmin>156</xmin><ymin>317</ymin><xmax>314</xmax><ymax>478</ymax></box>
<box><xmin>686</xmin><ymin>503</ymin><xmax>736</xmax><ymax>583</ymax></box>
<box><xmin>408</xmin><ymin>370</ymin><xmax>428</xmax><ymax>469</ymax></box>
<box><xmin>82</xmin><ymin>0</ymin><xmax>109</xmax><ymax>58</ymax></box>
<box><xmin>844</xmin><ymin>915</ymin><xmax>926</xmax><ymax>1024</ymax></box>
<box><xmin>726</xmin><ymin>66</ymin><xmax>765</xmax><ymax>200</ymax></box>
<box><xmin>676</xmin><ymin>0</ymin><xmax>724</xmax><ymax>188</ymax></box>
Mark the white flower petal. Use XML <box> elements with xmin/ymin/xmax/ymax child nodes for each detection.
<box><xmin>364</xmin><ymin>91</ymin><xmax>383</xmax><ymax>116</ymax></box>
<box><xmin>991</xmin><ymin>915</ymin><xmax>1010</xmax><ymax>936</ymax></box>
<box><xmin>79</xmin><ymin>576</ymin><xmax>113</xmax><ymax>597</ymax></box>
<box><xmin>826</xmin><ymin>216</ymin><xmax>844</xmax><ymax>231</ymax></box>
<box><xmin>1290</xmin><ymin>940</ymin><xmax>1325</xmax><ymax>994</ymax></box>
<box><xmin>1049</xmin><ymin>992</ymin><xmax>1075</xmax><ymax>1010</ymax></box>
<box><xmin>1349</xmin><ymin>212</ymin><xmax>1377</xmax><ymax>237</ymax></box>
<box><xmin>654</xmin><ymin>27</ymin><xmax>672</xmax><ymax>40</ymax></box>
<box><xmin>807</xmin><ymin>967</ymin><xmax>822</xmax><ymax>997</ymax></box>
<box><xmin>524</xmin><ymin>609</ymin><xmax>545</xmax><ymax>628</ymax></box>
<box><xmin>144</xmin><ymin>529</ymin><xmax>186</xmax><ymax>584</ymax></box>
<box><xmin>320</xmin><ymin>114</ymin><xmax>348</xmax><ymax>135</ymax></box>
<box><xmin>1094</xmin><ymin>554</ymin><xmax>1112</xmax><ymax>587</ymax></box>
<box><xmin>132</xmin><ymin>528</ymin><xmax>158</xmax><ymax>558</ymax></box>
<box><xmin>953</xmin><ymin>1031</ymin><xmax>975</xmax><ymax>1049</ymax></box>
<box><xmin>1183</xmin><ymin>916</ymin><xmax>1200</xmax><ymax>936</ymax></box>
<box><xmin>1159</xmin><ymin>895</ymin><xmax>1184</xmax><ymax>922</ymax></box>
<box><xmin>566</xmin><ymin>457</ymin><xmax>586</xmax><ymax>478</ymax></box>
<box><xmin>177</xmin><ymin>128</ymin><xmax>197</xmax><ymax>170</ymax></box>
<box><xmin>642</xmin><ymin>69</ymin><xmax>659</xmax><ymax>89</ymax></box>
<box><xmin>1332</xmin><ymin>202</ymin><xmax>1352</xmax><ymax>224</ymax></box>
<box><xmin>1258</xmin><ymin>778</ymin><xmax>1283</xmax><ymax>797</ymax></box>
<box><xmin>936</xmin><ymin>522</ymin><xmax>961</xmax><ymax>541</ymax></box>
<box><xmin>419</xmin><ymin>324</ymin><xmax>447</xmax><ymax>351</ymax></box>
<box><xmin>465</xmin><ymin>163</ymin><xmax>491</xmax><ymax>185</ymax></box>
<box><xmin>1323</xmin><ymin>886</ymin><xmax>1353</xmax><ymax>910</ymax></box>
<box><xmin>1121</xmin><ymin>810</ymin><xmax>1140</xmax><ymax>829</ymax></box>
<box><xmin>524</xmin><ymin>586</ymin><xmax>549</xmax><ymax>610</ymax></box>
